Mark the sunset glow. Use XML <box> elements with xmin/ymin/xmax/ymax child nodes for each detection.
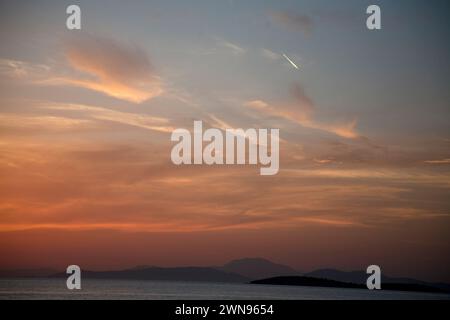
<box><xmin>0</xmin><ymin>0</ymin><xmax>449</xmax><ymax>283</ymax></box>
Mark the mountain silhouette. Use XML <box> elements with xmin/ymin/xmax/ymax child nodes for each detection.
<box><xmin>220</xmin><ymin>258</ymin><xmax>300</xmax><ymax>280</ymax></box>
<box><xmin>305</xmin><ymin>268</ymin><xmax>413</xmax><ymax>284</ymax></box>
<box><xmin>0</xmin><ymin>268</ymin><xmax>58</xmax><ymax>278</ymax></box>
<box><xmin>3</xmin><ymin>258</ymin><xmax>450</xmax><ymax>293</ymax></box>
<box><xmin>52</xmin><ymin>266</ymin><xmax>249</xmax><ymax>283</ymax></box>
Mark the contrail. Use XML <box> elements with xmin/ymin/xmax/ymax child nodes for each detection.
<box><xmin>282</xmin><ymin>53</ymin><xmax>300</xmax><ymax>70</ymax></box>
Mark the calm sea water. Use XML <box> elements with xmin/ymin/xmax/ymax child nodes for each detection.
<box><xmin>1</xmin><ymin>278</ymin><xmax>449</xmax><ymax>300</ymax></box>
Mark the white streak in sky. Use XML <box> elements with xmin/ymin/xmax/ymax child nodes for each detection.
<box><xmin>282</xmin><ymin>53</ymin><xmax>300</xmax><ymax>70</ymax></box>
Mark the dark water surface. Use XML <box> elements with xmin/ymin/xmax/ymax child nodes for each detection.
<box><xmin>1</xmin><ymin>278</ymin><xmax>449</xmax><ymax>300</ymax></box>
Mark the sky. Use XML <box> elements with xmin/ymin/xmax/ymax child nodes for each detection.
<box><xmin>0</xmin><ymin>0</ymin><xmax>449</xmax><ymax>282</ymax></box>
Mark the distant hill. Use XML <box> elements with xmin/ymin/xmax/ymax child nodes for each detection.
<box><xmin>3</xmin><ymin>259</ymin><xmax>449</xmax><ymax>292</ymax></box>
<box><xmin>48</xmin><ymin>257</ymin><xmax>299</xmax><ymax>283</ymax></box>
<box><xmin>304</xmin><ymin>269</ymin><xmax>450</xmax><ymax>292</ymax></box>
<box><xmin>52</xmin><ymin>266</ymin><xmax>249</xmax><ymax>283</ymax></box>
<box><xmin>220</xmin><ymin>258</ymin><xmax>300</xmax><ymax>280</ymax></box>
<box><xmin>305</xmin><ymin>268</ymin><xmax>415</xmax><ymax>284</ymax></box>
<box><xmin>251</xmin><ymin>276</ymin><xmax>450</xmax><ymax>294</ymax></box>
<box><xmin>0</xmin><ymin>268</ymin><xmax>58</xmax><ymax>278</ymax></box>
<box><xmin>252</xmin><ymin>276</ymin><xmax>362</xmax><ymax>289</ymax></box>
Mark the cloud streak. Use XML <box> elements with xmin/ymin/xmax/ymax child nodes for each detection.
<box><xmin>0</xmin><ymin>114</ymin><xmax>94</xmax><ymax>131</ymax></box>
<box><xmin>0</xmin><ymin>59</ymin><xmax>51</xmax><ymax>79</ymax></box>
<box><xmin>214</xmin><ymin>37</ymin><xmax>246</xmax><ymax>56</ymax></box>
<box><xmin>43</xmin><ymin>103</ymin><xmax>174</xmax><ymax>133</ymax></box>
<box><xmin>261</xmin><ymin>48</ymin><xmax>281</xmax><ymax>61</ymax></box>
<box><xmin>244</xmin><ymin>83</ymin><xmax>359</xmax><ymax>139</ymax></box>
<box><xmin>424</xmin><ymin>159</ymin><xmax>450</xmax><ymax>164</ymax></box>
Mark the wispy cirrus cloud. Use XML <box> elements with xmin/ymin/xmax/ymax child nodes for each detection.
<box><xmin>214</xmin><ymin>37</ymin><xmax>246</xmax><ymax>56</ymax></box>
<box><xmin>0</xmin><ymin>59</ymin><xmax>51</xmax><ymax>79</ymax></box>
<box><xmin>0</xmin><ymin>113</ymin><xmax>94</xmax><ymax>132</ymax></box>
<box><xmin>244</xmin><ymin>83</ymin><xmax>359</xmax><ymax>139</ymax></box>
<box><xmin>42</xmin><ymin>103</ymin><xmax>174</xmax><ymax>133</ymax></box>
<box><xmin>424</xmin><ymin>159</ymin><xmax>450</xmax><ymax>164</ymax></box>
<box><xmin>261</xmin><ymin>48</ymin><xmax>281</xmax><ymax>61</ymax></box>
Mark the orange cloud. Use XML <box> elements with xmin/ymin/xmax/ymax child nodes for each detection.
<box><xmin>62</xmin><ymin>33</ymin><xmax>163</xmax><ymax>103</ymax></box>
<box><xmin>424</xmin><ymin>159</ymin><xmax>450</xmax><ymax>164</ymax></box>
<box><xmin>244</xmin><ymin>84</ymin><xmax>359</xmax><ymax>139</ymax></box>
<box><xmin>0</xmin><ymin>34</ymin><xmax>164</xmax><ymax>103</ymax></box>
<box><xmin>1</xmin><ymin>136</ymin><xmax>448</xmax><ymax>238</ymax></box>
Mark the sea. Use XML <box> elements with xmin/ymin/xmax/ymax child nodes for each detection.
<box><xmin>1</xmin><ymin>278</ymin><xmax>449</xmax><ymax>300</ymax></box>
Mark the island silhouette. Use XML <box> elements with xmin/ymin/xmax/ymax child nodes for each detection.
<box><xmin>2</xmin><ymin>257</ymin><xmax>449</xmax><ymax>295</ymax></box>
